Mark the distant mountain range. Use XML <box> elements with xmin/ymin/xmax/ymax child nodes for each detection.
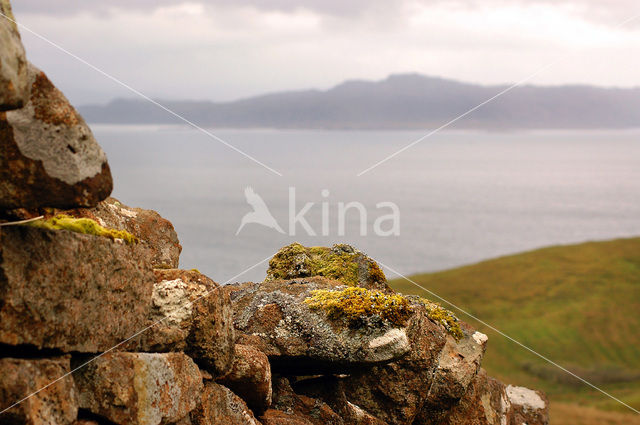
<box><xmin>79</xmin><ymin>74</ymin><xmax>640</xmax><ymax>129</ymax></box>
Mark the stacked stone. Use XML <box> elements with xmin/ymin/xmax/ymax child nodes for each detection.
<box><xmin>0</xmin><ymin>4</ymin><xmax>240</xmax><ymax>423</ymax></box>
<box><xmin>0</xmin><ymin>2</ymin><xmax>549</xmax><ymax>424</ymax></box>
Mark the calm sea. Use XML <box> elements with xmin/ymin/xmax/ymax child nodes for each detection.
<box><xmin>94</xmin><ymin>125</ymin><xmax>640</xmax><ymax>283</ymax></box>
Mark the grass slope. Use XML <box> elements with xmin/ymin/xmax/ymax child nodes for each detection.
<box><xmin>389</xmin><ymin>237</ymin><xmax>640</xmax><ymax>424</ymax></box>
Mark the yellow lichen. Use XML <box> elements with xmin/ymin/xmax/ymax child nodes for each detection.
<box><xmin>304</xmin><ymin>287</ymin><xmax>413</xmax><ymax>327</ymax></box>
<box><xmin>303</xmin><ymin>287</ymin><xmax>464</xmax><ymax>339</ymax></box>
<box><xmin>27</xmin><ymin>214</ymin><xmax>138</xmax><ymax>245</ymax></box>
<box><xmin>368</xmin><ymin>262</ymin><xmax>387</xmax><ymax>283</ymax></box>
<box><xmin>266</xmin><ymin>243</ymin><xmax>386</xmax><ymax>287</ymax></box>
<box><xmin>418</xmin><ymin>298</ymin><xmax>464</xmax><ymax>342</ymax></box>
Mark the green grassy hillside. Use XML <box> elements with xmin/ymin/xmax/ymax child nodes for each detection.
<box><xmin>389</xmin><ymin>237</ymin><xmax>640</xmax><ymax>424</ymax></box>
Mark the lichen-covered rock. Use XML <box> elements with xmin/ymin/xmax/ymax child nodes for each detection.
<box><xmin>0</xmin><ymin>225</ymin><xmax>154</xmax><ymax>352</ymax></box>
<box><xmin>65</xmin><ymin>197</ymin><xmax>181</xmax><ymax>268</ymax></box>
<box><xmin>73</xmin><ymin>352</ymin><xmax>203</xmax><ymax>425</ymax></box>
<box><xmin>227</xmin><ymin>277</ymin><xmax>411</xmax><ymax>373</ymax></box>
<box><xmin>260</xmin><ymin>377</ymin><xmax>343</xmax><ymax>425</ymax></box>
<box><xmin>190</xmin><ymin>382</ymin><xmax>260</xmax><ymax>425</ymax></box>
<box><xmin>127</xmin><ymin>269</ymin><xmax>235</xmax><ymax>377</ymax></box>
<box><xmin>0</xmin><ymin>356</ymin><xmax>78</xmax><ymax>425</ymax></box>
<box><xmin>0</xmin><ymin>0</ymin><xmax>29</xmax><ymax>110</ymax></box>
<box><xmin>506</xmin><ymin>385</ymin><xmax>549</xmax><ymax>425</ymax></box>
<box><xmin>0</xmin><ymin>62</ymin><xmax>112</xmax><ymax>209</ymax></box>
<box><xmin>217</xmin><ymin>344</ymin><xmax>272</xmax><ymax>415</ymax></box>
<box><xmin>265</xmin><ymin>243</ymin><xmax>390</xmax><ymax>291</ymax></box>
<box><xmin>339</xmin><ymin>300</ymin><xmax>448</xmax><ymax>425</ymax></box>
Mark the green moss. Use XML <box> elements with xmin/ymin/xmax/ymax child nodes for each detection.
<box><xmin>418</xmin><ymin>298</ymin><xmax>463</xmax><ymax>342</ymax></box>
<box><xmin>304</xmin><ymin>287</ymin><xmax>413</xmax><ymax>327</ymax></box>
<box><xmin>27</xmin><ymin>214</ymin><xmax>138</xmax><ymax>245</ymax></box>
<box><xmin>190</xmin><ymin>268</ymin><xmax>201</xmax><ymax>273</ymax></box>
<box><xmin>266</xmin><ymin>243</ymin><xmax>386</xmax><ymax>286</ymax></box>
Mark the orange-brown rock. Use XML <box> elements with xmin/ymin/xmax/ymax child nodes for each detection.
<box><xmin>0</xmin><ymin>225</ymin><xmax>154</xmax><ymax>352</ymax></box>
<box><xmin>259</xmin><ymin>377</ymin><xmax>342</xmax><ymax>425</ymax></box>
<box><xmin>73</xmin><ymin>352</ymin><xmax>202</xmax><ymax>425</ymax></box>
<box><xmin>217</xmin><ymin>344</ymin><xmax>272</xmax><ymax>414</ymax></box>
<box><xmin>339</xmin><ymin>301</ymin><xmax>449</xmax><ymax>424</ymax></box>
<box><xmin>422</xmin><ymin>323</ymin><xmax>488</xmax><ymax>412</ymax></box>
<box><xmin>66</xmin><ymin>197</ymin><xmax>181</xmax><ymax>268</ymax></box>
<box><xmin>506</xmin><ymin>385</ymin><xmax>549</xmax><ymax>425</ymax></box>
<box><xmin>0</xmin><ymin>63</ymin><xmax>112</xmax><ymax>209</ymax></box>
<box><xmin>190</xmin><ymin>382</ymin><xmax>260</xmax><ymax>425</ymax></box>
<box><xmin>293</xmin><ymin>376</ymin><xmax>387</xmax><ymax>425</ymax></box>
<box><xmin>127</xmin><ymin>269</ymin><xmax>235</xmax><ymax>377</ymax></box>
<box><xmin>0</xmin><ymin>356</ymin><xmax>78</xmax><ymax>425</ymax></box>
<box><xmin>414</xmin><ymin>369</ymin><xmax>513</xmax><ymax>425</ymax></box>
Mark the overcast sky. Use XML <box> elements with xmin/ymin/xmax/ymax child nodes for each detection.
<box><xmin>10</xmin><ymin>0</ymin><xmax>640</xmax><ymax>105</ymax></box>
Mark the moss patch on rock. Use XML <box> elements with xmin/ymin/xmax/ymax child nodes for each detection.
<box><xmin>27</xmin><ymin>214</ymin><xmax>138</xmax><ymax>245</ymax></box>
<box><xmin>304</xmin><ymin>287</ymin><xmax>412</xmax><ymax>327</ymax></box>
<box><xmin>265</xmin><ymin>243</ymin><xmax>386</xmax><ymax>288</ymax></box>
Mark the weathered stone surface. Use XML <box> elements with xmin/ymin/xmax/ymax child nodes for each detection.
<box><xmin>0</xmin><ymin>0</ymin><xmax>29</xmax><ymax>110</ymax></box>
<box><xmin>190</xmin><ymin>382</ymin><xmax>260</xmax><ymax>425</ymax></box>
<box><xmin>260</xmin><ymin>377</ymin><xmax>343</xmax><ymax>425</ymax></box>
<box><xmin>126</xmin><ymin>268</ymin><xmax>234</xmax><ymax>377</ymax></box>
<box><xmin>265</xmin><ymin>243</ymin><xmax>390</xmax><ymax>292</ymax></box>
<box><xmin>0</xmin><ymin>356</ymin><xmax>78</xmax><ymax>425</ymax></box>
<box><xmin>0</xmin><ymin>225</ymin><xmax>154</xmax><ymax>352</ymax></box>
<box><xmin>415</xmin><ymin>369</ymin><xmax>512</xmax><ymax>425</ymax></box>
<box><xmin>0</xmin><ymin>62</ymin><xmax>112</xmax><ymax>209</ymax></box>
<box><xmin>227</xmin><ymin>277</ymin><xmax>410</xmax><ymax>373</ymax></box>
<box><xmin>506</xmin><ymin>385</ymin><xmax>549</xmax><ymax>425</ymax></box>
<box><xmin>66</xmin><ymin>197</ymin><xmax>181</xmax><ymax>268</ymax></box>
<box><xmin>218</xmin><ymin>344</ymin><xmax>272</xmax><ymax>415</ymax></box>
<box><xmin>339</xmin><ymin>300</ymin><xmax>449</xmax><ymax>425</ymax></box>
<box><xmin>423</xmin><ymin>324</ymin><xmax>488</xmax><ymax>409</ymax></box>
<box><xmin>73</xmin><ymin>352</ymin><xmax>202</xmax><ymax>425</ymax></box>
<box><xmin>293</xmin><ymin>376</ymin><xmax>387</xmax><ymax>425</ymax></box>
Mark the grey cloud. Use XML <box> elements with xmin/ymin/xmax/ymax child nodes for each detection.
<box><xmin>10</xmin><ymin>0</ymin><xmax>640</xmax><ymax>30</ymax></box>
<box><xmin>9</xmin><ymin>0</ymin><xmax>634</xmax><ymax>18</ymax></box>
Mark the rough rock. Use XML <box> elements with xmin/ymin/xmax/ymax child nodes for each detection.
<box><xmin>127</xmin><ymin>268</ymin><xmax>235</xmax><ymax>377</ymax></box>
<box><xmin>190</xmin><ymin>382</ymin><xmax>260</xmax><ymax>425</ymax></box>
<box><xmin>217</xmin><ymin>344</ymin><xmax>272</xmax><ymax>415</ymax></box>
<box><xmin>73</xmin><ymin>352</ymin><xmax>203</xmax><ymax>425</ymax></box>
<box><xmin>0</xmin><ymin>356</ymin><xmax>78</xmax><ymax>425</ymax></box>
<box><xmin>339</xmin><ymin>300</ymin><xmax>449</xmax><ymax>424</ymax></box>
<box><xmin>506</xmin><ymin>385</ymin><xmax>549</xmax><ymax>425</ymax></box>
<box><xmin>260</xmin><ymin>377</ymin><xmax>343</xmax><ymax>425</ymax></box>
<box><xmin>0</xmin><ymin>225</ymin><xmax>154</xmax><ymax>352</ymax></box>
<box><xmin>414</xmin><ymin>369</ymin><xmax>512</xmax><ymax>425</ymax></box>
<box><xmin>265</xmin><ymin>243</ymin><xmax>390</xmax><ymax>292</ymax></box>
<box><xmin>0</xmin><ymin>0</ymin><xmax>29</xmax><ymax>110</ymax></box>
<box><xmin>0</xmin><ymin>62</ymin><xmax>112</xmax><ymax>209</ymax></box>
<box><xmin>293</xmin><ymin>376</ymin><xmax>387</xmax><ymax>425</ymax></box>
<box><xmin>66</xmin><ymin>197</ymin><xmax>181</xmax><ymax>268</ymax></box>
<box><xmin>423</xmin><ymin>324</ymin><xmax>488</xmax><ymax>410</ymax></box>
<box><xmin>227</xmin><ymin>277</ymin><xmax>411</xmax><ymax>373</ymax></box>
